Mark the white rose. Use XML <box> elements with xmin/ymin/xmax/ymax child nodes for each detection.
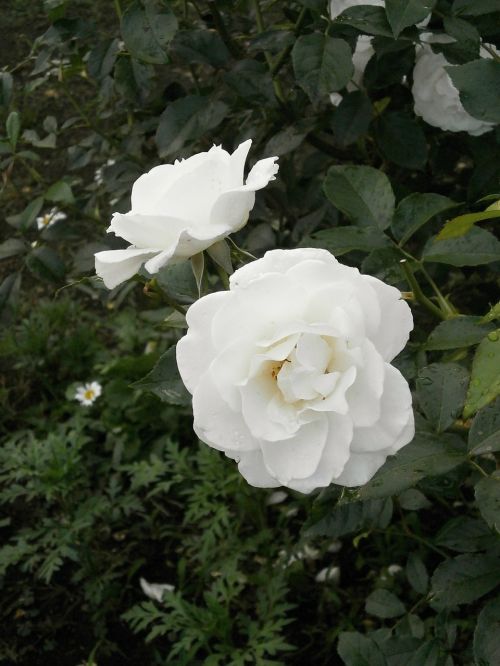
<box><xmin>330</xmin><ymin>35</ymin><xmax>375</xmax><ymax>106</ymax></box>
<box><xmin>412</xmin><ymin>35</ymin><xmax>498</xmax><ymax>136</ymax></box>
<box><xmin>176</xmin><ymin>248</ymin><xmax>414</xmax><ymax>494</ymax></box>
<box><xmin>94</xmin><ymin>140</ymin><xmax>278</xmax><ymax>289</ymax></box>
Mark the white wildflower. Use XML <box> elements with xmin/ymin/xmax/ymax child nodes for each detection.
<box><xmin>74</xmin><ymin>381</ymin><xmax>102</xmax><ymax>407</ymax></box>
<box><xmin>36</xmin><ymin>207</ymin><xmax>67</xmax><ymax>230</ymax></box>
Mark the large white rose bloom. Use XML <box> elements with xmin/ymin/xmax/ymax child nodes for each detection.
<box><xmin>177</xmin><ymin>248</ymin><xmax>414</xmax><ymax>494</ymax></box>
<box><xmin>412</xmin><ymin>35</ymin><xmax>498</xmax><ymax>136</ymax></box>
<box><xmin>94</xmin><ymin>140</ymin><xmax>278</xmax><ymax>289</ymax></box>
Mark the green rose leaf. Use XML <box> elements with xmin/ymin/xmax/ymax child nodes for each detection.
<box><xmin>375</xmin><ymin>112</ymin><xmax>428</xmax><ymax>170</ymax></box>
<box><xmin>131</xmin><ymin>345</ymin><xmax>191</xmax><ymax>406</ymax></box>
<box><xmin>121</xmin><ymin>0</ymin><xmax>178</xmax><ymax>65</ymax></box>
<box><xmin>385</xmin><ymin>0</ymin><xmax>435</xmax><ymax>38</ymax></box>
<box><xmin>332</xmin><ymin>91</ymin><xmax>373</xmax><ymax>147</ymax></box>
<box><xmin>453</xmin><ymin>0</ymin><xmax>500</xmax><ymax>16</ymax></box>
<box><xmin>437</xmin><ymin>209</ymin><xmax>500</xmax><ymax>240</ymax></box>
<box><xmin>6</xmin><ymin>110</ymin><xmax>20</xmax><ymax>151</ymax></box>
<box><xmin>430</xmin><ymin>553</ymin><xmax>500</xmax><ymax>609</ymax></box>
<box><xmin>292</xmin><ymin>34</ymin><xmax>353</xmax><ymax>101</ymax></box>
<box><xmin>422</xmin><ymin>227</ymin><xmax>500</xmax><ymax>266</ymax></box>
<box><xmin>172</xmin><ymin>29</ymin><xmax>230</xmax><ymax>68</ymax></box>
<box><xmin>0</xmin><ymin>239</ymin><xmax>28</xmax><ymax>260</ymax></box>
<box><xmin>436</xmin><ymin>516</ymin><xmax>495</xmax><ymax>553</ymax></box>
<box><xmin>336</xmin><ymin>6</ymin><xmax>394</xmax><ymax>37</ymax></box>
<box><xmin>155</xmin><ymin>95</ymin><xmax>228</xmax><ymax>158</ymax></box>
<box><xmin>305</xmin><ymin>498</ymin><xmax>392</xmax><ymax>538</ymax></box>
<box><xmin>391</xmin><ymin>193</ymin><xmax>458</xmax><ymax>246</ymax></box>
<box><xmin>463</xmin><ymin>330</ymin><xmax>500</xmax><ymax>418</ymax></box>
<box><xmin>469</xmin><ymin>398</ymin><xmax>500</xmax><ymax>454</ymax></box>
<box><xmin>473</xmin><ymin>597</ymin><xmax>500</xmax><ymax>666</ymax></box>
<box><xmin>416</xmin><ymin>363</ymin><xmax>469</xmax><ymax>432</ymax></box>
<box><xmin>365</xmin><ymin>589</ymin><xmax>406</xmax><ymax>618</ymax></box>
<box><xmin>425</xmin><ymin>316</ymin><xmax>495</xmax><ymax>351</ymax></box>
<box><xmin>323</xmin><ymin>165</ymin><xmax>395</xmax><ymax>230</ymax></box>
<box><xmin>406</xmin><ymin>552</ymin><xmax>429</xmax><ymax>594</ymax></box>
<box><xmin>475</xmin><ymin>474</ymin><xmax>500</xmax><ymax>533</ymax></box>
<box><xmin>303</xmin><ymin>226</ymin><xmax>391</xmax><ymax>256</ymax></box>
<box><xmin>25</xmin><ymin>247</ymin><xmax>65</xmax><ymax>282</ymax></box>
<box><xmin>45</xmin><ymin>180</ymin><xmax>74</xmax><ymax>204</ymax></box>
<box><xmin>446</xmin><ymin>59</ymin><xmax>500</xmax><ymax>124</ymax></box>
<box><xmin>337</xmin><ymin>632</ymin><xmax>387</xmax><ymax>666</ymax></box>
<box><xmin>359</xmin><ymin>432</ymin><xmax>467</xmax><ymax>500</ymax></box>
<box><xmin>0</xmin><ymin>272</ymin><xmax>21</xmax><ymax>322</ymax></box>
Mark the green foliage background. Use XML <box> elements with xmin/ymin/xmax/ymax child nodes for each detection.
<box><xmin>0</xmin><ymin>0</ymin><xmax>499</xmax><ymax>664</ymax></box>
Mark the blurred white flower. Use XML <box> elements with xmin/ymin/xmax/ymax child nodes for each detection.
<box><xmin>95</xmin><ymin>140</ymin><xmax>278</xmax><ymax>289</ymax></box>
<box><xmin>388</xmin><ymin>564</ymin><xmax>403</xmax><ymax>576</ymax></box>
<box><xmin>280</xmin><ymin>544</ymin><xmax>320</xmax><ymax>567</ymax></box>
<box><xmin>177</xmin><ymin>248</ymin><xmax>414</xmax><ymax>494</ymax></box>
<box><xmin>74</xmin><ymin>381</ymin><xmax>102</xmax><ymax>407</ymax></box>
<box><xmin>330</xmin><ymin>35</ymin><xmax>375</xmax><ymax>106</ymax></box>
<box><xmin>266</xmin><ymin>490</ymin><xmax>288</xmax><ymax>506</ymax></box>
<box><xmin>327</xmin><ymin>540</ymin><xmax>342</xmax><ymax>553</ymax></box>
<box><xmin>315</xmin><ymin>566</ymin><xmax>341</xmax><ymax>583</ymax></box>
<box><xmin>36</xmin><ymin>207</ymin><xmax>67</xmax><ymax>230</ymax></box>
<box><xmin>94</xmin><ymin>158</ymin><xmax>116</xmax><ymax>186</ymax></box>
<box><xmin>140</xmin><ymin>577</ymin><xmax>175</xmax><ymax>602</ymax></box>
<box><xmin>412</xmin><ymin>35</ymin><xmax>498</xmax><ymax>136</ymax></box>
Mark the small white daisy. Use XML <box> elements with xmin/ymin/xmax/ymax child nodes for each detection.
<box><xmin>74</xmin><ymin>381</ymin><xmax>102</xmax><ymax>407</ymax></box>
<box><xmin>140</xmin><ymin>577</ymin><xmax>175</xmax><ymax>602</ymax></box>
<box><xmin>36</xmin><ymin>207</ymin><xmax>67</xmax><ymax>230</ymax></box>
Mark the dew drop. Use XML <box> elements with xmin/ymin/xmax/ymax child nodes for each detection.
<box><xmin>487</xmin><ymin>331</ymin><xmax>499</xmax><ymax>342</ymax></box>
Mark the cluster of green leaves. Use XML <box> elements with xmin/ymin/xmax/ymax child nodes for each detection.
<box><xmin>1</xmin><ymin>0</ymin><xmax>499</xmax><ymax>663</ymax></box>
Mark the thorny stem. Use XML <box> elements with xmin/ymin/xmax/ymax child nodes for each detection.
<box><xmin>207</xmin><ymin>1</ymin><xmax>242</xmax><ymax>59</ymax></box>
<box><xmin>468</xmin><ymin>459</ymin><xmax>489</xmax><ymax>478</ymax></box>
<box><xmin>420</xmin><ymin>265</ymin><xmax>457</xmax><ymax>318</ymax></box>
<box><xmin>398</xmin><ymin>507</ymin><xmax>449</xmax><ymax>559</ymax></box>
<box><xmin>270</xmin><ymin>6</ymin><xmax>308</xmax><ymax>77</ymax></box>
<box><xmin>113</xmin><ymin>0</ymin><xmax>122</xmax><ymax>21</ymax></box>
<box><xmin>400</xmin><ymin>260</ymin><xmax>446</xmax><ymax>320</ymax></box>
<box><xmin>252</xmin><ymin>0</ymin><xmax>287</xmax><ymax>105</ymax></box>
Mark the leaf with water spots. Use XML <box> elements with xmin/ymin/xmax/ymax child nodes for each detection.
<box><xmin>463</xmin><ymin>330</ymin><xmax>500</xmax><ymax>419</ymax></box>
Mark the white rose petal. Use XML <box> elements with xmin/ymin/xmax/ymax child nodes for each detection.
<box><xmin>139</xmin><ymin>577</ymin><xmax>175</xmax><ymax>602</ymax></box>
<box><xmin>177</xmin><ymin>248</ymin><xmax>414</xmax><ymax>494</ymax></box>
<box><xmin>95</xmin><ymin>141</ymin><xmax>278</xmax><ymax>289</ymax></box>
<box><xmin>412</xmin><ymin>35</ymin><xmax>498</xmax><ymax>136</ymax></box>
<box><xmin>316</xmin><ymin>566</ymin><xmax>341</xmax><ymax>583</ymax></box>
